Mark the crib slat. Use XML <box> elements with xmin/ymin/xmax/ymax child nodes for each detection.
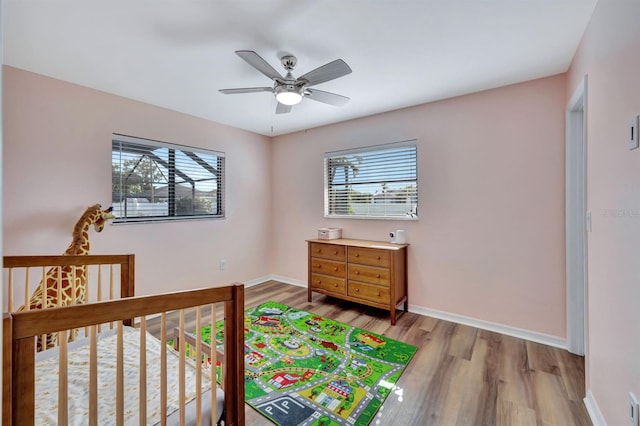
<box><xmin>139</xmin><ymin>317</ymin><xmax>147</xmax><ymax>426</ymax></box>
<box><xmin>71</xmin><ymin>267</ymin><xmax>76</xmax><ymax>305</ymax></box>
<box><xmin>195</xmin><ymin>306</ymin><xmax>202</xmax><ymax>426</ymax></box>
<box><xmin>97</xmin><ymin>265</ymin><xmax>103</xmax><ymax>301</ymax></box>
<box><xmin>84</xmin><ymin>268</ymin><xmax>90</xmax><ymax>337</ymax></box>
<box><xmin>97</xmin><ymin>266</ymin><xmax>103</xmax><ymax>333</ymax></box>
<box><xmin>116</xmin><ymin>321</ymin><xmax>124</xmax><ymax>426</ymax></box>
<box><xmin>89</xmin><ymin>326</ymin><xmax>98</xmax><ymax>426</ymax></box>
<box><xmin>160</xmin><ymin>312</ymin><xmax>167</xmax><ymax>425</ymax></box>
<box><xmin>70</xmin><ymin>268</ymin><xmax>76</xmax><ymax>342</ymax></box>
<box><xmin>41</xmin><ymin>266</ymin><xmax>47</xmax><ymax>309</ymax></box>
<box><xmin>8</xmin><ymin>269</ymin><xmax>13</xmax><ymax>312</ymax></box>
<box><xmin>86</xmin><ymin>266</ymin><xmax>90</xmax><ymax>301</ymax></box>
<box><xmin>179</xmin><ymin>309</ymin><xmax>186</xmax><ymax>426</ymax></box>
<box><xmin>57</xmin><ymin>330</ymin><xmax>68</xmax><ymax>425</ymax></box>
<box><xmin>109</xmin><ymin>265</ymin><xmax>114</xmax><ymax>329</ymax></box>
<box><xmin>110</xmin><ymin>264</ymin><xmax>114</xmax><ymax>300</ymax></box>
<box><xmin>24</xmin><ymin>268</ymin><xmax>30</xmax><ymax>311</ymax></box>
<box><xmin>56</xmin><ymin>268</ymin><xmax>62</xmax><ymax>348</ymax></box>
<box><xmin>41</xmin><ymin>266</ymin><xmax>47</xmax><ymax>346</ymax></box>
<box><xmin>57</xmin><ymin>267</ymin><xmax>62</xmax><ymax>307</ymax></box>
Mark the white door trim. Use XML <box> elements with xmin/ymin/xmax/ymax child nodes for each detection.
<box><xmin>566</xmin><ymin>75</ymin><xmax>588</xmax><ymax>356</ymax></box>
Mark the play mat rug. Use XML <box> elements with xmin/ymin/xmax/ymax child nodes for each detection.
<box><xmin>201</xmin><ymin>301</ymin><xmax>417</xmax><ymax>426</ymax></box>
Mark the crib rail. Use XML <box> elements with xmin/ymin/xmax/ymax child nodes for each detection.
<box><xmin>3</xmin><ymin>254</ymin><xmax>136</xmax><ymax>352</ymax></box>
<box><xmin>3</xmin><ymin>254</ymin><xmax>135</xmax><ymax>311</ymax></box>
<box><xmin>3</xmin><ymin>284</ymin><xmax>245</xmax><ymax>426</ymax></box>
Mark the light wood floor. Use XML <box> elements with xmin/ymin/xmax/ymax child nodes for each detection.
<box><xmin>158</xmin><ymin>280</ymin><xmax>592</xmax><ymax>426</ymax></box>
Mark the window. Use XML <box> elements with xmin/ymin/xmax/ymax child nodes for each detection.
<box><xmin>324</xmin><ymin>140</ymin><xmax>418</xmax><ymax>219</ymax></box>
<box><xmin>112</xmin><ymin>134</ymin><xmax>225</xmax><ymax>223</ymax></box>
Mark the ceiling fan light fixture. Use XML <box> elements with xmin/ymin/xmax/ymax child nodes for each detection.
<box><xmin>275</xmin><ymin>85</ymin><xmax>303</xmax><ymax>106</ymax></box>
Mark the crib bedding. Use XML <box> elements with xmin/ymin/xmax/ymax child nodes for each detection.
<box><xmin>35</xmin><ymin>326</ymin><xmax>222</xmax><ymax>425</ymax></box>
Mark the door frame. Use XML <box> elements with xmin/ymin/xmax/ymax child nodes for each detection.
<box><xmin>565</xmin><ymin>75</ymin><xmax>588</xmax><ymax>356</ymax></box>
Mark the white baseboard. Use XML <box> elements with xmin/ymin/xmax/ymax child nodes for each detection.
<box><xmin>583</xmin><ymin>389</ymin><xmax>606</xmax><ymax>426</ymax></box>
<box><xmin>408</xmin><ymin>304</ymin><xmax>567</xmax><ymax>349</ymax></box>
<box><xmin>243</xmin><ymin>275</ymin><xmax>274</xmax><ymax>288</ymax></box>
<box><xmin>243</xmin><ymin>275</ymin><xmax>307</xmax><ymax>289</ymax></box>
<box><xmin>247</xmin><ymin>276</ymin><xmax>567</xmax><ymax>349</ymax></box>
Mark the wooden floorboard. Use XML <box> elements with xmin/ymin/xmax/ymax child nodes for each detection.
<box><xmin>151</xmin><ymin>280</ymin><xmax>591</xmax><ymax>425</ymax></box>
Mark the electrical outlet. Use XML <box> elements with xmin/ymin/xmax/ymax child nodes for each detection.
<box><xmin>630</xmin><ymin>392</ymin><xmax>639</xmax><ymax>426</ymax></box>
<box><xmin>220</xmin><ymin>259</ymin><xmax>226</xmax><ymax>271</ymax></box>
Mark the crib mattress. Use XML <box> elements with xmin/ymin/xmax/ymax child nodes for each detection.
<box><xmin>35</xmin><ymin>326</ymin><xmax>223</xmax><ymax>425</ymax></box>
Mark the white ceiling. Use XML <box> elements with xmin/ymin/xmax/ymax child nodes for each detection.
<box><xmin>3</xmin><ymin>0</ymin><xmax>597</xmax><ymax>136</ymax></box>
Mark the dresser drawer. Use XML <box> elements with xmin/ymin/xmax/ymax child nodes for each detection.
<box><xmin>348</xmin><ymin>247</ymin><xmax>390</xmax><ymax>268</ymax></box>
<box><xmin>310</xmin><ymin>243</ymin><xmax>346</xmax><ymax>261</ymax></box>
<box><xmin>348</xmin><ymin>280</ymin><xmax>390</xmax><ymax>304</ymax></box>
<box><xmin>311</xmin><ymin>258</ymin><xmax>346</xmax><ymax>277</ymax></box>
<box><xmin>347</xmin><ymin>264</ymin><xmax>390</xmax><ymax>286</ymax></box>
<box><xmin>310</xmin><ymin>274</ymin><xmax>346</xmax><ymax>295</ymax></box>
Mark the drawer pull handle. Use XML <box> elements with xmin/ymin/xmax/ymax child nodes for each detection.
<box><xmin>355</xmin><ymin>253</ymin><xmax>360</xmax><ymax>257</ymax></box>
<box><xmin>334</xmin><ymin>267</ymin><xmax>338</xmax><ymax>271</ymax></box>
<box><xmin>316</xmin><ymin>280</ymin><xmax>321</xmax><ymax>284</ymax></box>
<box><xmin>333</xmin><ymin>250</ymin><xmax>338</xmax><ymax>255</ymax></box>
<box><xmin>376</xmin><ymin>274</ymin><xmax>381</xmax><ymax>278</ymax></box>
<box><xmin>334</xmin><ymin>283</ymin><xmax>338</xmax><ymax>287</ymax></box>
<box><xmin>355</xmin><ymin>288</ymin><xmax>360</xmax><ymax>292</ymax></box>
<box><xmin>376</xmin><ymin>291</ymin><xmax>381</xmax><ymax>296</ymax></box>
<box><xmin>376</xmin><ymin>256</ymin><xmax>381</xmax><ymax>260</ymax></box>
<box><xmin>316</xmin><ymin>264</ymin><xmax>321</xmax><ymax>268</ymax></box>
<box><xmin>316</xmin><ymin>249</ymin><xmax>321</xmax><ymax>253</ymax></box>
<box><xmin>355</xmin><ymin>271</ymin><xmax>360</xmax><ymax>275</ymax></box>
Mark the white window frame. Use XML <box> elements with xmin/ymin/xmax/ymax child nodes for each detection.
<box><xmin>111</xmin><ymin>134</ymin><xmax>225</xmax><ymax>223</ymax></box>
<box><xmin>324</xmin><ymin>140</ymin><xmax>418</xmax><ymax>220</ymax></box>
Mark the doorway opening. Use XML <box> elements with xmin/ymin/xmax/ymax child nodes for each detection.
<box><xmin>566</xmin><ymin>75</ymin><xmax>588</xmax><ymax>356</ymax></box>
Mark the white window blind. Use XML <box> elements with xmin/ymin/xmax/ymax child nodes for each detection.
<box><xmin>324</xmin><ymin>140</ymin><xmax>418</xmax><ymax>219</ymax></box>
<box><xmin>112</xmin><ymin>134</ymin><xmax>225</xmax><ymax>222</ymax></box>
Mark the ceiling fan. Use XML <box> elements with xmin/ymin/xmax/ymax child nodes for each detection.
<box><xmin>219</xmin><ymin>50</ymin><xmax>352</xmax><ymax>114</ymax></box>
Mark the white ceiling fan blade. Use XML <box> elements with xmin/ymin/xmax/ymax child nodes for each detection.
<box><xmin>276</xmin><ymin>102</ymin><xmax>292</xmax><ymax>114</ymax></box>
<box><xmin>219</xmin><ymin>87</ymin><xmax>272</xmax><ymax>94</ymax></box>
<box><xmin>235</xmin><ymin>50</ymin><xmax>283</xmax><ymax>81</ymax></box>
<box><xmin>305</xmin><ymin>89</ymin><xmax>350</xmax><ymax>106</ymax></box>
<box><xmin>298</xmin><ymin>59</ymin><xmax>352</xmax><ymax>87</ymax></box>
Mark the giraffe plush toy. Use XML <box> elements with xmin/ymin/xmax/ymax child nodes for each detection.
<box><xmin>18</xmin><ymin>204</ymin><xmax>115</xmax><ymax>351</ymax></box>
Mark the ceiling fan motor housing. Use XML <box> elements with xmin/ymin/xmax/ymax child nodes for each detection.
<box><xmin>280</xmin><ymin>55</ymin><xmax>297</xmax><ymax>71</ymax></box>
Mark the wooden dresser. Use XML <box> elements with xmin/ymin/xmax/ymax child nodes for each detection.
<box><xmin>307</xmin><ymin>238</ymin><xmax>408</xmax><ymax>325</ymax></box>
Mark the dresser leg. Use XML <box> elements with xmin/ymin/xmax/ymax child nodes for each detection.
<box><xmin>390</xmin><ymin>306</ymin><xmax>396</xmax><ymax>325</ymax></box>
<box><xmin>307</xmin><ymin>289</ymin><xmax>312</xmax><ymax>303</ymax></box>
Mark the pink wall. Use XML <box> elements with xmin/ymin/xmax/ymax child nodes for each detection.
<box><xmin>4</xmin><ymin>63</ymin><xmax>570</xmax><ymax>341</ymax></box>
<box><xmin>567</xmin><ymin>0</ymin><xmax>640</xmax><ymax>424</ymax></box>
<box><xmin>271</xmin><ymin>74</ymin><xmax>567</xmax><ymax>337</ymax></box>
<box><xmin>2</xmin><ymin>66</ymin><xmax>272</xmax><ymax>296</ymax></box>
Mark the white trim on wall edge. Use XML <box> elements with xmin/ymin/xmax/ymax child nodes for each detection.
<box><xmin>408</xmin><ymin>304</ymin><xmax>566</xmax><ymax>349</ymax></box>
<box><xmin>583</xmin><ymin>390</ymin><xmax>606</xmax><ymax>426</ymax></box>
<box><xmin>244</xmin><ymin>275</ymin><xmax>307</xmax><ymax>289</ymax></box>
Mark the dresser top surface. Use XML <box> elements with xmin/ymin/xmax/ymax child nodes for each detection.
<box><xmin>307</xmin><ymin>238</ymin><xmax>408</xmax><ymax>250</ymax></box>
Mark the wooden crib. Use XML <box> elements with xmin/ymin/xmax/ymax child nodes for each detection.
<box><xmin>2</xmin><ymin>254</ymin><xmax>245</xmax><ymax>425</ymax></box>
